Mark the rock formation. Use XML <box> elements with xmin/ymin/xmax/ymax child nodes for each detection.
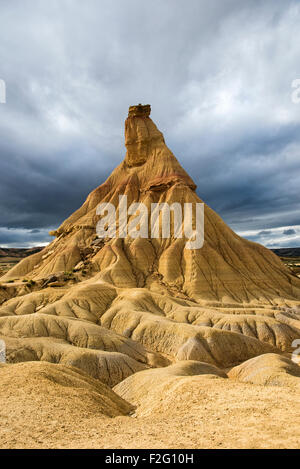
<box><xmin>0</xmin><ymin>105</ymin><xmax>300</xmax><ymax>448</ymax></box>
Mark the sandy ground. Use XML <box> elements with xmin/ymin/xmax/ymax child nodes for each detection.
<box><xmin>0</xmin><ymin>368</ymin><xmax>299</xmax><ymax>449</ymax></box>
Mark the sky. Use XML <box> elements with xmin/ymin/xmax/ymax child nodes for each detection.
<box><xmin>0</xmin><ymin>0</ymin><xmax>300</xmax><ymax>248</ymax></box>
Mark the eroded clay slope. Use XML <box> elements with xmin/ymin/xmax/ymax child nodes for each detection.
<box><xmin>228</xmin><ymin>353</ymin><xmax>300</xmax><ymax>387</ymax></box>
<box><xmin>0</xmin><ymin>361</ymin><xmax>134</xmax><ymax>448</ymax></box>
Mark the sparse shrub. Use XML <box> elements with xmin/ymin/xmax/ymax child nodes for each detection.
<box><xmin>64</xmin><ymin>271</ymin><xmax>74</xmax><ymax>281</ymax></box>
<box><xmin>64</xmin><ymin>271</ymin><xmax>73</xmax><ymax>277</ymax></box>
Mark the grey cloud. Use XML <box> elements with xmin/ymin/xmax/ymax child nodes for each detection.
<box><xmin>0</xmin><ymin>228</ymin><xmax>52</xmax><ymax>248</ymax></box>
<box><xmin>0</xmin><ymin>0</ymin><xmax>300</xmax><ymax>247</ymax></box>
<box><xmin>283</xmin><ymin>229</ymin><xmax>297</xmax><ymax>235</ymax></box>
<box><xmin>258</xmin><ymin>230</ymin><xmax>272</xmax><ymax>236</ymax></box>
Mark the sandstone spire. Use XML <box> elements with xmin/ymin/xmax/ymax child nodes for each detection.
<box><xmin>125</xmin><ymin>104</ymin><xmax>164</xmax><ymax>167</ymax></box>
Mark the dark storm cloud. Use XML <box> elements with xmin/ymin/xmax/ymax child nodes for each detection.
<box><xmin>283</xmin><ymin>229</ymin><xmax>296</xmax><ymax>235</ymax></box>
<box><xmin>0</xmin><ymin>0</ymin><xmax>300</xmax><ymax>246</ymax></box>
<box><xmin>0</xmin><ymin>228</ymin><xmax>51</xmax><ymax>248</ymax></box>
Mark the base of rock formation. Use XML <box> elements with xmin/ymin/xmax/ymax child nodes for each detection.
<box><xmin>0</xmin><ymin>355</ymin><xmax>299</xmax><ymax>449</ymax></box>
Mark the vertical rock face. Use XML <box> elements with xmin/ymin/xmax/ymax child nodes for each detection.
<box><xmin>125</xmin><ymin>104</ymin><xmax>165</xmax><ymax>167</ymax></box>
<box><xmin>1</xmin><ymin>104</ymin><xmax>300</xmax><ymax>377</ymax></box>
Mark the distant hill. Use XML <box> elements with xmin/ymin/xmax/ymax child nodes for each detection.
<box><xmin>0</xmin><ymin>247</ymin><xmax>44</xmax><ymax>259</ymax></box>
<box><xmin>2</xmin><ymin>246</ymin><xmax>300</xmax><ymax>261</ymax></box>
<box><xmin>271</xmin><ymin>248</ymin><xmax>300</xmax><ymax>258</ymax></box>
